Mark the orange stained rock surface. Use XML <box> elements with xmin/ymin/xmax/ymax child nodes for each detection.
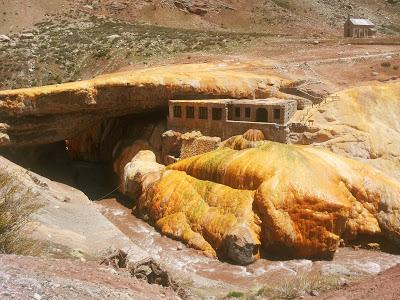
<box><xmin>137</xmin><ymin>136</ymin><xmax>400</xmax><ymax>264</ymax></box>
<box><xmin>139</xmin><ymin>169</ymin><xmax>260</xmax><ymax>262</ymax></box>
<box><xmin>294</xmin><ymin>80</ymin><xmax>400</xmax><ymax>181</ymax></box>
<box><xmin>0</xmin><ymin>61</ymin><xmax>291</xmax><ymax>146</ymax></box>
<box><xmin>0</xmin><ymin>62</ymin><xmax>289</xmax><ymax>112</ymax></box>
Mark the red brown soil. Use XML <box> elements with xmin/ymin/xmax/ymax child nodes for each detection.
<box><xmin>117</xmin><ymin>38</ymin><xmax>400</xmax><ymax>92</ymax></box>
<box><xmin>318</xmin><ymin>264</ymin><xmax>400</xmax><ymax>300</ymax></box>
<box><xmin>0</xmin><ymin>254</ymin><xmax>178</xmax><ymax>300</ymax></box>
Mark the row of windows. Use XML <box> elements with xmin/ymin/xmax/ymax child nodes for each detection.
<box><xmin>173</xmin><ymin>105</ymin><xmax>281</xmax><ymax>121</ymax></box>
<box><xmin>234</xmin><ymin>107</ymin><xmax>251</xmax><ymax>118</ymax></box>
<box><xmin>233</xmin><ymin>107</ymin><xmax>280</xmax><ymax>119</ymax></box>
<box><xmin>173</xmin><ymin>105</ymin><xmax>223</xmax><ymax>120</ymax></box>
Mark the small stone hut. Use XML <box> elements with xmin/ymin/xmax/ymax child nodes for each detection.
<box><xmin>344</xmin><ymin>16</ymin><xmax>376</xmax><ymax>38</ymax></box>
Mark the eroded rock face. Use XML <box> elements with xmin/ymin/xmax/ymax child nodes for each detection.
<box><xmin>0</xmin><ymin>62</ymin><xmax>292</xmax><ymax>147</ymax></box>
<box><xmin>130</xmin><ymin>137</ymin><xmax>400</xmax><ymax>265</ymax></box>
<box><xmin>180</xmin><ymin>131</ymin><xmax>221</xmax><ymax>159</ymax></box>
<box><xmin>174</xmin><ymin>0</ymin><xmax>208</xmax><ymax>15</ymax></box>
<box><xmin>161</xmin><ymin>130</ymin><xmax>182</xmax><ymax>164</ymax></box>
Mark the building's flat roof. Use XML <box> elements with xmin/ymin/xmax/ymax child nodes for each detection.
<box><xmin>169</xmin><ymin>98</ymin><xmax>296</xmax><ymax>105</ymax></box>
<box><xmin>169</xmin><ymin>99</ymin><xmax>232</xmax><ymax>104</ymax></box>
<box><xmin>228</xmin><ymin>98</ymin><xmax>297</xmax><ymax>105</ymax></box>
<box><xmin>349</xmin><ymin>18</ymin><xmax>374</xmax><ymax>26</ymax></box>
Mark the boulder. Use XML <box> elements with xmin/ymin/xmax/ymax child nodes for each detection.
<box><xmin>20</xmin><ymin>33</ymin><xmax>34</xmax><ymax>39</ymax></box>
<box><xmin>224</xmin><ymin>226</ymin><xmax>260</xmax><ymax>265</ymax></box>
<box><xmin>0</xmin><ymin>34</ymin><xmax>11</xmax><ymax>42</ymax></box>
<box><xmin>187</xmin><ymin>6</ymin><xmax>208</xmax><ymax>16</ymax></box>
<box><xmin>108</xmin><ymin>1</ymin><xmax>128</xmax><ymax>10</ymax></box>
<box><xmin>161</xmin><ymin>130</ymin><xmax>182</xmax><ymax>163</ymax></box>
<box><xmin>148</xmin><ymin>122</ymin><xmax>167</xmax><ymax>153</ymax></box>
<box><xmin>100</xmin><ymin>248</ymin><xmax>175</xmax><ymax>288</ymax></box>
<box><xmin>113</xmin><ymin>140</ymin><xmax>154</xmax><ymax>193</ymax></box>
<box><xmin>174</xmin><ymin>0</ymin><xmax>208</xmax><ymax>15</ymax></box>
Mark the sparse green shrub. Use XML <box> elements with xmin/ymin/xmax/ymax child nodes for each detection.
<box><xmin>226</xmin><ymin>291</ymin><xmax>245</xmax><ymax>298</ymax></box>
<box><xmin>381</xmin><ymin>61</ymin><xmax>391</xmax><ymax>68</ymax></box>
<box><xmin>272</xmin><ymin>0</ymin><xmax>291</xmax><ymax>9</ymax></box>
<box><xmin>0</xmin><ymin>172</ymin><xmax>42</xmax><ymax>255</ymax></box>
<box><xmin>1</xmin><ymin>16</ymin><xmax>262</xmax><ymax>90</ymax></box>
<box><xmin>94</xmin><ymin>49</ymin><xmax>108</xmax><ymax>58</ymax></box>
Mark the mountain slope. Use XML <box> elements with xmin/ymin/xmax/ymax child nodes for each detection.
<box><xmin>1</xmin><ymin>0</ymin><xmax>400</xmax><ymax>35</ymax></box>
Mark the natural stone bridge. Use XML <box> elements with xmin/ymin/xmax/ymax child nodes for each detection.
<box><xmin>0</xmin><ymin>62</ymin><xmax>299</xmax><ymax>147</ymax></box>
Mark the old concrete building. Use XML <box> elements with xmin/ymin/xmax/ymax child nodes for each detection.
<box><xmin>167</xmin><ymin>98</ymin><xmax>297</xmax><ymax>142</ymax></box>
<box><xmin>344</xmin><ymin>16</ymin><xmax>376</xmax><ymax>38</ymax></box>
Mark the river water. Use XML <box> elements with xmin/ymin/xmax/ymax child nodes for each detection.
<box><xmin>97</xmin><ymin>197</ymin><xmax>400</xmax><ymax>296</ymax></box>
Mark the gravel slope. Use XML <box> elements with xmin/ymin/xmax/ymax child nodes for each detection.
<box><xmin>0</xmin><ymin>254</ymin><xmax>179</xmax><ymax>300</ymax></box>
<box><xmin>317</xmin><ymin>264</ymin><xmax>400</xmax><ymax>300</ymax></box>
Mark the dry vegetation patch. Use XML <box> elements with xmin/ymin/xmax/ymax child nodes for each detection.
<box><xmin>223</xmin><ymin>274</ymin><xmax>347</xmax><ymax>299</ymax></box>
<box><xmin>0</xmin><ymin>172</ymin><xmax>42</xmax><ymax>255</ymax></box>
<box><xmin>0</xmin><ymin>16</ymin><xmax>264</xmax><ymax>90</ymax></box>
<box><xmin>252</xmin><ymin>274</ymin><xmax>344</xmax><ymax>299</ymax></box>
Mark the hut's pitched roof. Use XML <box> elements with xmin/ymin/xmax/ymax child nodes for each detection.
<box><xmin>349</xmin><ymin>18</ymin><xmax>374</xmax><ymax>26</ymax></box>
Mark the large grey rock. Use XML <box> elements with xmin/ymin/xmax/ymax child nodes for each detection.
<box><xmin>224</xmin><ymin>226</ymin><xmax>260</xmax><ymax>265</ymax></box>
<box><xmin>0</xmin><ymin>155</ymin><xmax>148</xmax><ymax>259</ymax></box>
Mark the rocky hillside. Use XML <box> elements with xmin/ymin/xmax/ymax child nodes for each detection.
<box><xmin>1</xmin><ymin>1</ymin><xmax>399</xmax><ymax>91</ymax></box>
<box><xmin>1</xmin><ymin>0</ymin><xmax>400</xmax><ymax>35</ymax></box>
<box><xmin>0</xmin><ymin>16</ymin><xmax>264</xmax><ymax>90</ymax></box>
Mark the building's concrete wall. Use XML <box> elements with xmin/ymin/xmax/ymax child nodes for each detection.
<box><xmin>344</xmin><ymin>23</ymin><xmax>375</xmax><ymax>38</ymax></box>
<box><xmin>168</xmin><ymin>99</ymin><xmax>294</xmax><ymax>143</ymax></box>
<box><xmin>169</xmin><ymin>120</ymin><xmax>288</xmax><ymax>143</ymax></box>
<box><xmin>180</xmin><ymin>135</ymin><xmax>221</xmax><ymax>159</ymax></box>
<box><xmin>344</xmin><ymin>20</ymin><xmax>350</xmax><ymax>37</ymax></box>
<box><xmin>227</xmin><ymin>102</ymin><xmax>296</xmax><ymax>124</ymax></box>
<box><xmin>223</xmin><ymin>120</ymin><xmax>288</xmax><ymax>143</ymax></box>
<box><xmin>169</xmin><ymin>102</ymin><xmax>227</xmax><ymax>137</ymax></box>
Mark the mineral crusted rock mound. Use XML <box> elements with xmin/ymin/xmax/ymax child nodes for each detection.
<box><xmin>242</xmin><ymin>129</ymin><xmax>265</xmax><ymax>142</ymax></box>
<box><xmin>120</xmin><ymin>150</ymin><xmax>165</xmax><ymax>199</ymax></box>
<box><xmin>291</xmin><ymin>80</ymin><xmax>400</xmax><ymax>181</ymax></box>
<box><xmin>129</xmin><ymin>139</ymin><xmax>400</xmax><ymax>265</ymax></box>
<box><xmin>0</xmin><ymin>62</ymin><xmax>292</xmax><ymax>146</ymax></box>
